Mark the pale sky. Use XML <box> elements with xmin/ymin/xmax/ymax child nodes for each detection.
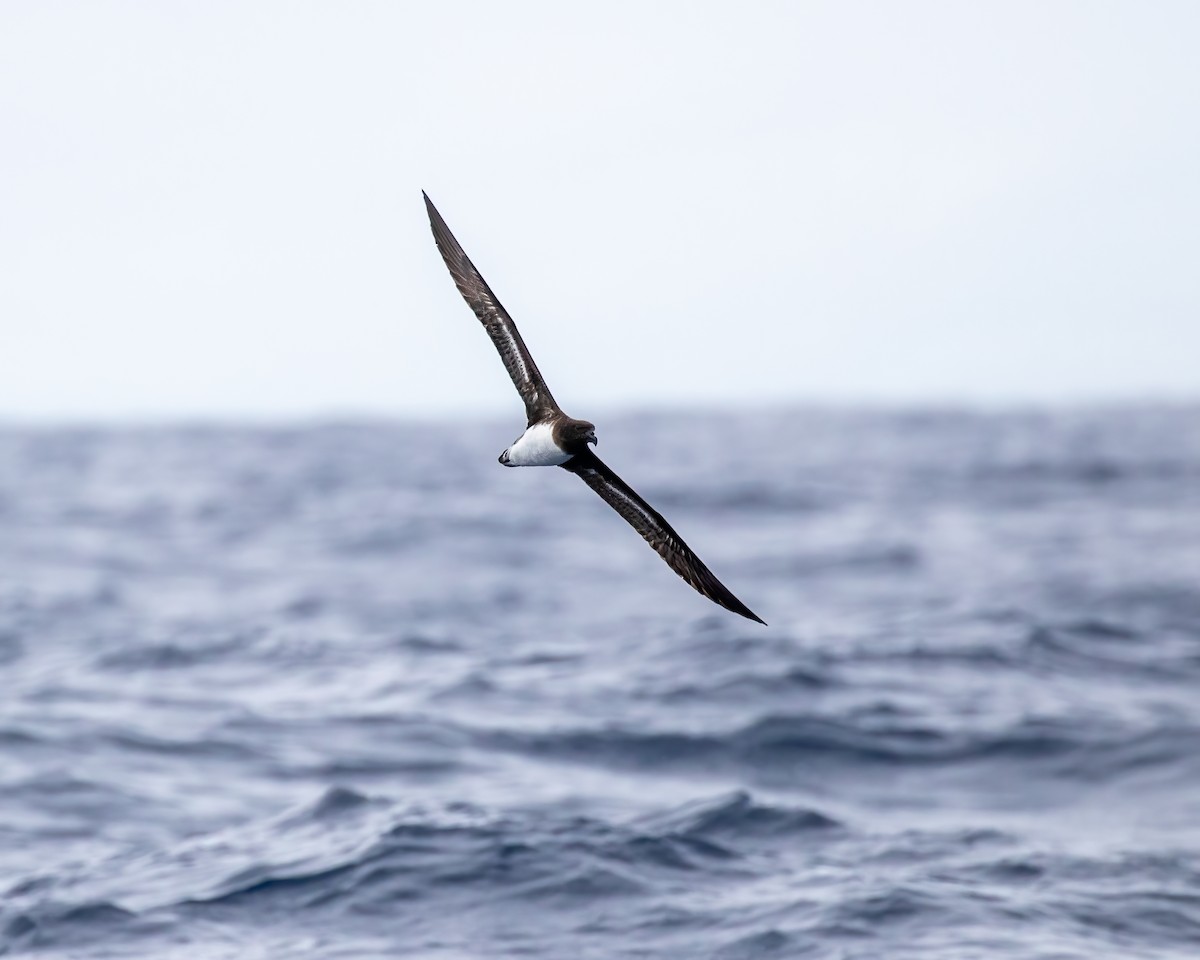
<box><xmin>2</xmin><ymin>1</ymin><xmax>1197</xmax><ymax>421</ymax></box>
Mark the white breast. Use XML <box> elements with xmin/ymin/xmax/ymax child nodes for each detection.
<box><xmin>504</xmin><ymin>422</ymin><xmax>571</xmax><ymax>466</ymax></box>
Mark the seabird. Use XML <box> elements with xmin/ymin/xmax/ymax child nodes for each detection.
<box><xmin>424</xmin><ymin>192</ymin><xmax>765</xmax><ymax>625</ymax></box>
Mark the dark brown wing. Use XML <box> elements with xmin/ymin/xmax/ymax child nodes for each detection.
<box><xmin>561</xmin><ymin>450</ymin><xmax>766</xmax><ymax>624</ymax></box>
<box><xmin>424</xmin><ymin>192</ymin><xmax>560</xmax><ymax>425</ymax></box>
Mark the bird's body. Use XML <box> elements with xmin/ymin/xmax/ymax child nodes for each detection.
<box><xmin>424</xmin><ymin>192</ymin><xmax>764</xmax><ymax>625</ymax></box>
<box><xmin>501</xmin><ymin>420</ymin><xmax>577</xmax><ymax>467</ymax></box>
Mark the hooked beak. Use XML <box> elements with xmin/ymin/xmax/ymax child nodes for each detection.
<box><xmin>588</xmin><ymin>434</ymin><xmax>598</xmax><ymax>446</ymax></box>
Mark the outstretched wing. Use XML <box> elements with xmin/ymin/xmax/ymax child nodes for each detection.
<box><xmin>424</xmin><ymin>192</ymin><xmax>560</xmax><ymax>425</ymax></box>
<box><xmin>561</xmin><ymin>450</ymin><xmax>766</xmax><ymax>624</ymax></box>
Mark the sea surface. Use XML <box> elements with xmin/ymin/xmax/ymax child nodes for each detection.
<box><xmin>1</xmin><ymin>407</ymin><xmax>1199</xmax><ymax>959</ymax></box>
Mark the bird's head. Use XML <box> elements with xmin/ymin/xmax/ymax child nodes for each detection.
<box><xmin>562</xmin><ymin>419</ymin><xmax>598</xmax><ymax>451</ymax></box>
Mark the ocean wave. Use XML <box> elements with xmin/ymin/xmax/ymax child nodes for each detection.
<box><xmin>0</xmin><ymin>788</ymin><xmax>838</xmax><ymax>954</ymax></box>
<box><xmin>182</xmin><ymin>789</ymin><xmax>837</xmax><ymax>911</ymax></box>
<box><xmin>1025</xmin><ymin>615</ymin><xmax>1200</xmax><ymax>679</ymax></box>
<box><xmin>634</xmin><ymin>790</ymin><xmax>841</xmax><ymax>838</ymax></box>
<box><xmin>480</xmin><ymin>712</ymin><xmax>1200</xmax><ymax>785</ymax></box>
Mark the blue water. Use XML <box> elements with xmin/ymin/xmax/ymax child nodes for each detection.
<box><xmin>2</xmin><ymin>407</ymin><xmax>1199</xmax><ymax>959</ymax></box>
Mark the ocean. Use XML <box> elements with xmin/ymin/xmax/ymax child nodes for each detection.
<box><xmin>1</xmin><ymin>406</ymin><xmax>1198</xmax><ymax>959</ymax></box>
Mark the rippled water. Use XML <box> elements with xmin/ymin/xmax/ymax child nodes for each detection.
<box><xmin>2</xmin><ymin>407</ymin><xmax>1199</xmax><ymax>959</ymax></box>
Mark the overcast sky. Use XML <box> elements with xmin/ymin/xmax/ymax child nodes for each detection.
<box><xmin>2</xmin><ymin>2</ymin><xmax>1197</xmax><ymax>421</ymax></box>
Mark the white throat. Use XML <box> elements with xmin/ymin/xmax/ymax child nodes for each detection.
<box><xmin>502</xmin><ymin>422</ymin><xmax>571</xmax><ymax>467</ymax></box>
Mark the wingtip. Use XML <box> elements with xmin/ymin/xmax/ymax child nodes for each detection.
<box><xmin>725</xmin><ymin>595</ymin><xmax>767</xmax><ymax>625</ymax></box>
<box><xmin>422</xmin><ymin>192</ymin><xmax>446</xmax><ymax>234</ymax></box>
<box><xmin>721</xmin><ymin>595</ymin><xmax>767</xmax><ymax>625</ymax></box>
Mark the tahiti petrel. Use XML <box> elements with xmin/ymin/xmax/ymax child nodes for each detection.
<box><xmin>424</xmin><ymin>192</ymin><xmax>765</xmax><ymax>625</ymax></box>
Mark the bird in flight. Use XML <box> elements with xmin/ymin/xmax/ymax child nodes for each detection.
<box><xmin>423</xmin><ymin>193</ymin><xmax>765</xmax><ymax>625</ymax></box>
